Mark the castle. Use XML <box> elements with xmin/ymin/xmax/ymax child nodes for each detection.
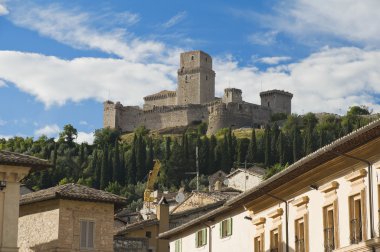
<box><xmin>103</xmin><ymin>50</ymin><xmax>293</xmax><ymax>134</ymax></box>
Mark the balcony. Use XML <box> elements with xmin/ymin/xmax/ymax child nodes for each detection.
<box><xmin>295</xmin><ymin>237</ymin><xmax>305</xmax><ymax>252</ymax></box>
<box><xmin>323</xmin><ymin>227</ymin><xmax>335</xmax><ymax>252</ymax></box>
<box><xmin>350</xmin><ymin>218</ymin><xmax>362</xmax><ymax>244</ymax></box>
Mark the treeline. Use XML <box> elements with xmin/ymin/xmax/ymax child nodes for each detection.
<box><xmin>0</xmin><ymin>106</ymin><xmax>377</xmax><ymax>209</ymax></box>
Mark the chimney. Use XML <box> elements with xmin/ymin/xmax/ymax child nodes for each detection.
<box><xmin>157</xmin><ymin>197</ymin><xmax>169</xmax><ymax>252</ymax></box>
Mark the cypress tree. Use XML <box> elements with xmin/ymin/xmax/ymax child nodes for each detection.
<box><xmin>292</xmin><ymin>127</ymin><xmax>300</xmax><ymax>163</ymax></box>
<box><xmin>208</xmin><ymin>135</ymin><xmax>217</xmax><ymax>174</ymax></box>
<box><xmin>221</xmin><ymin>133</ymin><xmax>230</xmax><ymax>172</ymax></box>
<box><xmin>165</xmin><ymin>137</ymin><xmax>171</xmax><ymax>161</ymax></box>
<box><xmin>112</xmin><ymin>140</ymin><xmax>121</xmax><ymax>183</ymax></box>
<box><xmin>136</xmin><ymin>134</ymin><xmax>147</xmax><ymax>182</ymax></box>
<box><xmin>271</xmin><ymin>123</ymin><xmax>280</xmax><ymax>164</ymax></box>
<box><xmin>277</xmin><ymin>132</ymin><xmax>285</xmax><ymax>166</ymax></box>
<box><xmin>127</xmin><ymin>134</ymin><xmax>137</xmax><ymax>185</ymax></box>
<box><xmin>100</xmin><ymin>145</ymin><xmax>109</xmax><ymax>190</ymax></box>
<box><xmin>91</xmin><ymin>150</ymin><xmax>100</xmax><ymax>188</ymax></box>
<box><xmin>199</xmin><ymin>136</ymin><xmax>210</xmax><ymax>174</ymax></box>
<box><xmin>146</xmin><ymin>137</ymin><xmax>154</xmax><ymax>172</ymax></box>
<box><xmin>247</xmin><ymin>129</ymin><xmax>257</xmax><ymax>164</ymax></box>
<box><xmin>264</xmin><ymin>125</ymin><xmax>271</xmax><ymax>167</ymax></box>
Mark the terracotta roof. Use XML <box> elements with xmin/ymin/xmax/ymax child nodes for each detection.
<box><xmin>20</xmin><ymin>183</ymin><xmax>126</xmax><ymax>206</ymax></box>
<box><xmin>159</xmin><ymin>118</ymin><xmax>380</xmax><ymax>239</ymax></box>
<box><xmin>0</xmin><ymin>150</ymin><xmax>51</xmax><ymax>169</ymax></box>
<box><xmin>116</xmin><ymin>218</ymin><xmax>159</xmax><ymax>235</ymax></box>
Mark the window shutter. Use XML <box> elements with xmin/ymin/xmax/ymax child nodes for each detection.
<box><xmin>203</xmin><ymin>228</ymin><xmax>207</xmax><ymax>245</ymax></box>
<box><xmin>195</xmin><ymin>231</ymin><xmax>198</xmax><ymax>247</ymax></box>
<box><xmin>88</xmin><ymin>221</ymin><xmax>94</xmax><ymax>248</ymax></box>
<box><xmin>80</xmin><ymin>221</ymin><xmax>87</xmax><ymax>248</ymax></box>
<box><xmin>228</xmin><ymin>218</ymin><xmax>233</xmax><ymax>236</ymax></box>
<box><xmin>220</xmin><ymin>221</ymin><xmax>223</xmax><ymax>238</ymax></box>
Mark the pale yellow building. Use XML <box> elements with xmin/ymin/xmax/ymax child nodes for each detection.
<box><xmin>159</xmin><ymin>118</ymin><xmax>380</xmax><ymax>252</ymax></box>
<box><xmin>0</xmin><ymin>150</ymin><xmax>50</xmax><ymax>252</ymax></box>
<box><xmin>18</xmin><ymin>183</ymin><xmax>126</xmax><ymax>252</ymax></box>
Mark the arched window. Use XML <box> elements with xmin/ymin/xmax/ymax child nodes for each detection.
<box><xmin>191</xmin><ymin>55</ymin><xmax>194</xmax><ymax>60</ymax></box>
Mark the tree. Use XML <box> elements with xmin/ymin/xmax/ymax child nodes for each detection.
<box><xmin>277</xmin><ymin>132</ymin><xmax>285</xmax><ymax>166</ymax></box>
<box><xmin>347</xmin><ymin>105</ymin><xmax>371</xmax><ymax>116</ymax></box>
<box><xmin>264</xmin><ymin>125</ymin><xmax>272</xmax><ymax>167</ymax></box>
<box><xmin>112</xmin><ymin>140</ymin><xmax>122</xmax><ymax>184</ymax></box>
<box><xmin>208</xmin><ymin>135</ymin><xmax>217</xmax><ymax>174</ymax></box>
<box><xmin>100</xmin><ymin>145</ymin><xmax>109</xmax><ymax>190</ymax></box>
<box><xmin>247</xmin><ymin>129</ymin><xmax>257</xmax><ymax>164</ymax></box>
<box><xmin>59</xmin><ymin>124</ymin><xmax>78</xmax><ymax>145</ymax></box>
<box><xmin>136</xmin><ymin>134</ymin><xmax>147</xmax><ymax>182</ymax></box>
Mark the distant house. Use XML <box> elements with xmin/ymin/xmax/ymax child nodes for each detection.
<box><xmin>0</xmin><ymin>150</ymin><xmax>50</xmax><ymax>252</ymax></box>
<box><xmin>18</xmin><ymin>183</ymin><xmax>126</xmax><ymax>252</ymax></box>
<box><xmin>225</xmin><ymin>167</ymin><xmax>266</xmax><ymax>192</ymax></box>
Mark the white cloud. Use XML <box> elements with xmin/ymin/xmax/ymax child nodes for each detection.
<box><xmin>0</xmin><ymin>135</ymin><xmax>12</xmax><ymax>140</ymax></box>
<box><xmin>7</xmin><ymin>2</ymin><xmax>167</xmax><ymax>62</ymax></box>
<box><xmin>0</xmin><ymin>2</ymin><xmax>8</xmax><ymax>16</ymax></box>
<box><xmin>79</xmin><ymin>120</ymin><xmax>88</xmax><ymax>125</ymax></box>
<box><xmin>162</xmin><ymin>11</ymin><xmax>187</xmax><ymax>29</ymax></box>
<box><xmin>34</xmin><ymin>124</ymin><xmax>60</xmax><ymax>138</ymax></box>
<box><xmin>256</xmin><ymin>56</ymin><xmax>291</xmax><ymax>65</ymax></box>
<box><xmin>0</xmin><ymin>51</ymin><xmax>177</xmax><ymax>107</ymax></box>
<box><xmin>248</xmin><ymin>31</ymin><xmax>278</xmax><ymax>46</ymax></box>
<box><xmin>75</xmin><ymin>131</ymin><xmax>94</xmax><ymax>144</ymax></box>
<box><xmin>0</xmin><ymin>119</ymin><xmax>7</xmax><ymax>126</ymax></box>
<box><xmin>214</xmin><ymin>47</ymin><xmax>380</xmax><ymax>114</ymax></box>
<box><xmin>270</xmin><ymin>0</ymin><xmax>380</xmax><ymax>46</ymax></box>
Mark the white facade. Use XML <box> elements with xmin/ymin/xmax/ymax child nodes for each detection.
<box><xmin>163</xmin><ymin>122</ymin><xmax>380</xmax><ymax>252</ymax></box>
<box><xmin>226</xmin><ymin>169</ymin><xmax>264</xmax><ymax>192</ymax></box>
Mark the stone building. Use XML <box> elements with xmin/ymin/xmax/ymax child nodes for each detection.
<box><xmin>0</xmin><ymin>150</ymin><xmax>50</xmax><ymax>252</ymax></box>
<box><xmin>18</xmin><ymin>183</ymin><xmax>126</xmax><ymax>252</ymax></box>
<box><xmin>159</xmin><ymin>118</ymin><xmax>380</xmax><ymax>252</ymax></box>
<box><xmin>104</xmin><ymin>50</ymin><xmax>293</xmax><ymax>135</ymax></box>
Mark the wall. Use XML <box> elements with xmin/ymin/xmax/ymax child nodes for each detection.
<box><xmin>227</xmin><ymin>171</ymin><xmax>263</xmax><ymax>192</ymax></box>
<box><xmin>169</xmin><ymin>209</ymin><xmax>254</xmax><ymax>252</ymax></box>
<box><xmin>58</xmin><ymin>199</ymin><xmax>115</xmax><ymax>252</ymax></box>
<box><xmin>18</xmin><ymin>200</ymin><xmax>60</xmax><ymax>252</ymax></box>
<box><xmin>143</xmin><ymin>95</ymin><xmax>177</xmax><ymax>110</ymax></box>
<box><xmin>260</xmin><ymin>92</ymin><xmax>292</xmax><ymax>115</ymax></box>
<box><xmin>123</xmin><ymin>225</ymin><xmax>159</xmax><ymax>252</ymax></box>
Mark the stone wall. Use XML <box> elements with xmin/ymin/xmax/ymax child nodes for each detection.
<box><xmin>143</xmin><ymin>95</ymin><xmax>177</xmax><ymax>110</ymax></box>
<box><xmin>260</xmin><ymin>90</ymin><xmax>293</xmax><ymax>115</ymax></box>
<box><xmin>58</xmin><ymin>199</ymin><xmax>114</xmax><ymax>252</ymax></box>
<box><xmin>18</xmin><ymin>200</ymin><xmax>60</xmax><ymax>252</ymax></box>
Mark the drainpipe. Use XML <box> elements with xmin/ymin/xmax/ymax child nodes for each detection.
<box><xmin>266</xmin><ymin>193</ymin><xmax>289</xmax><ymax>252</ymax></box>
<box><xmin>332</xmin><ymin>151</ymin><xmax>375</xmax><ymax>240</ymax></box>
<box><xmin>203</xmin><ymin>222</ymin><xmax>212</xmax><ymax>252</ymax></box>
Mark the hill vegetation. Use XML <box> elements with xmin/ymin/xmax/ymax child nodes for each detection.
<box><xmin>0</xmin><ymin>105</ymin><xmax>378</xmax><ymax>210</ymax></box>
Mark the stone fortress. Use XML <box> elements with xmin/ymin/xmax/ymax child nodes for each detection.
<box><xmin>104</xmin><ymin>50</ymin><xmax>293</xmax><ymax>134</ymax></box>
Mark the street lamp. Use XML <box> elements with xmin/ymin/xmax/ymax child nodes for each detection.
<box><xmin>0</xmin><ymin>180</ymin><xmax>7</xmax><ymax>191</ymax></box>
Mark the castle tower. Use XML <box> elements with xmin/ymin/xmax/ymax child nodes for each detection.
<box><xmin>222</xmin><ymin>88</ymin><xmax>242</xmax><ymax>104</ymax></box>
<box><xmin>260</xmin><ymin>89</ymin><xmax>293</xmax><ymax>115</ymax></box>
<box><xmin>103</xmin><ymin>101</ymin><xmax>123</xmax><ymax>130</ymax></box>
<box><xmin>177</xmin><ymin>50</ymin><xmax>215</xmax><ymax>105</ymax></box>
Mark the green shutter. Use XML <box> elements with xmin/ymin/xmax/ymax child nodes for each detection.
<box><xmin>228</xmin><ymin>218</ymin><xmax>233</xmax><ymax>236</ymax></box>
<box><xmin>195</xmin><ymin>231</ymin><xmax>199</xmax><ymax>247</ymax></box>
<box><xmin>203</xmin><ymin>228</ymin><xmax>207</xmax><ymax>245</ymax></box>
<box><xmin>220</xmin><ymin>221</ymin><xmax>223</xmax><ymax>238</ymax></box>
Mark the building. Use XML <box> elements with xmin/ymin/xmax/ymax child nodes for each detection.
<box><xmin>159</xmin><ymin>118</ymin><xmax>380</xmax><ymax>252</ymax></box>
<box><xmin>224</xmin><ymin>167</ymin><xmax>266</xmax><ymax>192</ymax></box>
<box><xmin>0</xmin><ymin>150</ymin><xmax>50</xmax><ymax>252</ymax></box>
<box><xmin>104</xmin><ymin>50</ymin><xmax>293</xmax><ymax>135</ymax></box>
<box><xmin>18</xmin><ymin>183</ymin><xmax>126</xmax><ymax>252</ymax></box>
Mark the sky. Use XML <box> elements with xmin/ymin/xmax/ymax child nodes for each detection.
<box><xmin>0</xmin><ymin>0</ymin><xmax>380</xmax><ymax>143</ymax></box>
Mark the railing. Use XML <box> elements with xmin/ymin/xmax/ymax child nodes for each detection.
<box><xmin>323</xmin><ymin>227</ymin><xmax>335</xmax><ymax>252</ymax></box>
<box><xmin>350</xmin><ymin>218</ymin><xmax>362</xmax><ymax>244</ymax></box>
<box><xmin>295</xmin><ymin>237</ymin><xmax>305</xmax><ymax>252</ymax></box>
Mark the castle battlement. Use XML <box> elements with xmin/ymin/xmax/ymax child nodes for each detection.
<box><xmin>103</xmin><ymin>50</ymin><xmax>293</xmax><ymax>134</ymax></box>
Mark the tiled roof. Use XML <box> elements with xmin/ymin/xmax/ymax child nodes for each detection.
<box><xmin>20</xmin><ymin>183</ymin><xmax>126</xmax><ymax>206</ymax></box>
<box><xmin>116</xmin><ymin>218</ymin><xmax>159</xmax><ymax>235</ymax></box>
<box><xmin>0</xmin><ymin>150</ymin><xmax>51</xmax><ymax>169</ymax></box>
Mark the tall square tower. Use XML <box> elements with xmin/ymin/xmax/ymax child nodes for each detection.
<box><xmin>177</xmin><ymin>51</ymin><xmax>215</xmax><ymax>105</ymax></box>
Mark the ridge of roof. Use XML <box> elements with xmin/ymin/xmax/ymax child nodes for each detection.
<box><xmin>0</xmin><ymin>150</ymin><xmax>51</xmax><ymax>169</ymax></box>
<box><xmin>20</xmin><ymin>183</ymin><xmax>126</xmax><ymax>206</ymax></box>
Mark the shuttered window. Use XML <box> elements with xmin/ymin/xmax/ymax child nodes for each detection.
<box><xmin>80</xmin><ymin>220</ymin><xmax>95</xmax><ymax>249</ymax></box>
<box><xmin>175</xmin><ymin>239</ymin><xmax>182</xmax><ymax>252</ymax></box>
<box><xmin>195</xmin><ymin>228</ymin><xmax>207</xmax><ymax>247</ymax></box>
<box><xmin>220</xmin><ymin>218</ymin><xmax>233</xmax><ymax>238</ymax></box>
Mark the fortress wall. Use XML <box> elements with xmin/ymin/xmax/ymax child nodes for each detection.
<box><xmin>143</xmin><ymin>96</ymin><xmax>177</xmax><ymax>110</ymax></box>
<box><xmin>103</xmin><ymin>102</ymin><xmax>117</xmax><ymax>129</ymax></box>
<box><xmin>118</xmin><ymin>106</ymin><xmax>143</xmax><ymax>132</ymax></box>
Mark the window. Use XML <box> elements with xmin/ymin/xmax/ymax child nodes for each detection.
<box><xmin>195</xmin><ymin>228</ymin><xmax>207</xmax><ymax>247</ymax></box>
<box><xmin>349</xmin><ymin>194</ymin><xmax>363</xmax><ymax>244</ymax></box>
<box><xmin>175</xmin><ymin>239</ymin><xmax>182</xmax><ymax>252</ymax></box>
<box><xmin>220</xmin><ymin>218</ymin><xmax>233</xmax><ymax>238</ymax></box>
<box><xmin>270</xmin><ymin>228</ymin><xmax>280</xmax><ymax>252</ymax></box>
<box><xmin>323</xmin><ymin>205</ymin><xmax>335</xmax><ymax>251</ymax></box>
<box><xmin>80</xmin><ymin>220</ymin><xmax>94</xmax><ymax>249</ymax></box>
<box><xmin>254</xmin><ymin>235</ymin><xmax>263</xmax><ymax>252</ymax></box>
<box><xmin>146</xmin><ymin>231</ymin><xmax>152</xmax><ymax>238</ymax></box>
<box><xmin>206</xmin><ymin>75</ymin><xmax>208</xmax><ymax>80</ymax></box>
<box><xmin>191</xmin><ymin>55</ymin><xmax>194</xmax><ymax>60</ymax></box>
<box><xmin>295</xmin><ymin>218</ymin><xmax>305</xmax><ymax>252</ymax></box>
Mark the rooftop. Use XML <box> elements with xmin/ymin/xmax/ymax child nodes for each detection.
<box><xmin>0</xmin><ymin>150</ymin><xmax>51</xmax><ymax>170</ymax></box>
<box><xmin>20</xmin><ymin>183</ymin><xmax>126</xmax><ymax>206</ymax></box>
<box><xmin>259</xmin><ymin>89</ymin><xmax>293</xmax><ymax>97</ymax></box>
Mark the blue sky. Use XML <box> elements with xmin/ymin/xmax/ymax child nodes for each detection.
<box><xmin>0</xmin><ymin>0</ymin><xmax>380</xmax><ymax>143</ymax></box>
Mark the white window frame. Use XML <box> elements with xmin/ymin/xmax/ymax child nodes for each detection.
<box><xmin>220</xmin><ymin>218</ymin><xmax>233</xmax><ymax>238</ymax></box>
<box><xmin>80</xmin><ymin>219</ymin><xmax>95</xmax><ymax>250</ymax></box>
